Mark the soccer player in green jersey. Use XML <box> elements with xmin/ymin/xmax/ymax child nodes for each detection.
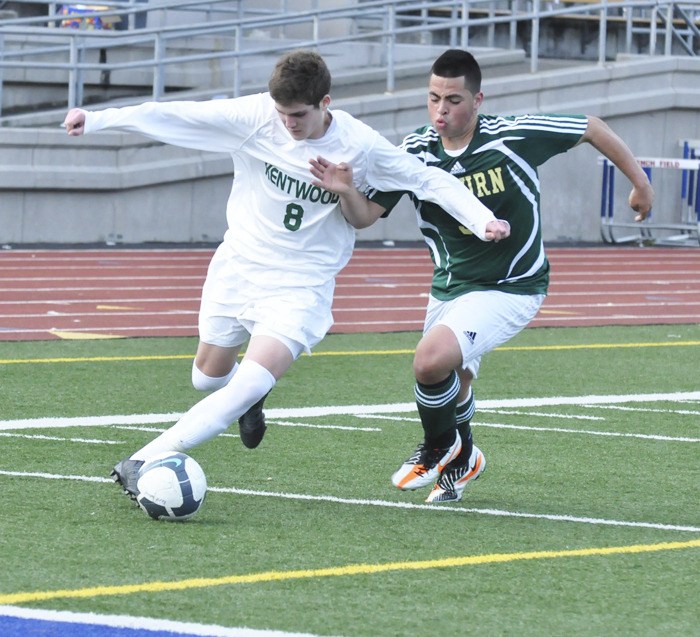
<box><xmin>310</xmin><ymin>48</ymin><xmax>654</xmax><ymax>503</ymax></box>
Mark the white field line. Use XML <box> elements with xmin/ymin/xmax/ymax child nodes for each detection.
<box><xmin>1</xmin><ymin>392</ymin><xmax>697</xmax><ymax>533</ymax></box>
<box><xmin>113</xmin><ymin>426</ymin><xmax>238</xmax><ymax>439</ymax></box>
<box><xmin>0</xmin><ymin>606</ymin><xmax>326</xmax><ymax>637</ymax></box>
<box><xmin>0</xmin><ymin>432</ymin><xmax>121</xmax><ymax>444</ymax></box>
<box><xmin>112</xmin><ymin>423</ymin><xmax>381</xmax><ymax>434</ymax></box>
<box><xmin>211</xmin><ymin>487</ymin><xmax>700</xmax><ymax>533</ymax></box>
<box><xmin>482</xmin><ymin>409</ymin><xmax>605</xmax><ymax>421</ymax></box>
<box><xmin>0</xmin><ymin>469</ymin><xmax>697</xmax><ymax>534</ymax></box>
<box><xmin>581</xmin><ymin>404</ymin><xmax>700</xmax><ymax>416</ymax></box>
<box><xmin>269</xmin><ymin>420</ymin><xmax>381</xmax><ymax>432</ymax></box>
<box><xmin>359</xmin><ymin>414</ymin><xmax>700</xmax><ymax>443</ymax></box>
<box><xmin>0</xmin><ymin>412</ymin><xmax>185</xmax><ymax>431</ymax></box>
<box><xmin>2</xmin><ymin>392</ymin><xmax>700</xmax><ymax>431</ymax></box>
<box><xmin>473</xmin><ymin>422</ymin><xmax>699</xmax><ymax>443</ymax></box>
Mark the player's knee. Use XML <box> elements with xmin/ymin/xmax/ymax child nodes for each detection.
<box><xmin>413</xmin><ymin>325</ymin><xmax>463</xmax><ymax>384</ymax></box>
<box><xmin>413</xmin><ymin>348</ymin><xmax>450</xmax><ymax>385</ymax></box>
<box><xmin>191</xmin><ymin>362</ymin><xmax>234</xmax><ymax>391</ymax></box>
<box><xmin>413</xmin><ymin>331</ymin><xmax>466</xmax><ymax>384</ymax></box>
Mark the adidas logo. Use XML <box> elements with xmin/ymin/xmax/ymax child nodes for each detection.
<box><xmin>463</xmin><ymin>330</ymin><xmax>477</xmax><ymax>344</ymax></box>
<box><xmin>450</xmin><ymin>162</ymin><xmax>465</xmax><ymax>176</ymax></box>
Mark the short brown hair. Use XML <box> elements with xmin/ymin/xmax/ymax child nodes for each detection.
<box><xmin>268</xmin><ymin>49</ymin><xmax>332</xmax><ymax>107</ymax></box>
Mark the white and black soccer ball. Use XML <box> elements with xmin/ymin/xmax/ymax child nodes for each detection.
<box><xmin>136</xmin><ymin>452</ymin><xmax>207</xmax><ymax>521</ymax></box>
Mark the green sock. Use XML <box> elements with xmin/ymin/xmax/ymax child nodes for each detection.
<box><xmin>455</xmin><ymin>387</ymin><xmax>475</xmax><ymax>463</ymax></box>
<box><xmin>414</xmin><ymin>370</ymin><xmax>459</xmax><ymax>448</ymax></box>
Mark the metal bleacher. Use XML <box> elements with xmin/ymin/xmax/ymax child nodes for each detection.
<box><xmin>1</xmin><ymin>0</ymin><xmax>700</xmax><ymax>125</ymax></box>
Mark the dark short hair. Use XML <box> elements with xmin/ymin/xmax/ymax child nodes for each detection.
<box><xmin>268</xmin><ymin>49</ymin><xmax>332</xmax><ymax>107</ymax></box>
<box><xmin>430</xmin><ymin>49</ymin><xmax>482</xmax><ymax>95</ymax></box>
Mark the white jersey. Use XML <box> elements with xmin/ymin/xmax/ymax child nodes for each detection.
<box><xmin>84</xmin><ymin>93</ymin><xmax>497</xmax><ymax>290</ymax></box>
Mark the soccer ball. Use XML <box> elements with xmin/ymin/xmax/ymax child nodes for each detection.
<box><xmin>136</xmin><ymin>452</ymin><xmax>207</xmax><ymax>521</ymax></box>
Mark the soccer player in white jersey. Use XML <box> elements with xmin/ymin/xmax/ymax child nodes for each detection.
<box><xmin>63</xmin><ymin>49</ymin><xmax>511</xmax><ymax>499</ymax></box>
<box><xmin>310</xmin><ymin>49</ymin><xmax>654</xmax><ymax>503</ymax></box>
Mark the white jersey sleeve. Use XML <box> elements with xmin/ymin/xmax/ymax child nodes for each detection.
<box><xmin>361</xmin><ymin>133</ymin><xmax>497</xmax><ymax>241</ymax></box>
<box><xmin>83</xmin><ymin>94</ymin><xmax>267</xmax><ymax>153</ymax></box>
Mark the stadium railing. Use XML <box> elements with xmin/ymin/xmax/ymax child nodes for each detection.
<box><xmin>1</xmin><ymin>0</ymin><xmax>699</xmax><ymax>123</ymax></box>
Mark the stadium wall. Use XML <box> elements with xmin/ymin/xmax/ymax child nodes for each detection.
<box><xmin>1</xmin><ymin>55</ymin><xmax>699</xmax><ymax>246</ymax></box>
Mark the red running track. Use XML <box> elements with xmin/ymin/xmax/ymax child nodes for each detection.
<box><xmin>0</xmin><ymin>245</ymin><xmax>699</xmax><ymax>341</ymax></box>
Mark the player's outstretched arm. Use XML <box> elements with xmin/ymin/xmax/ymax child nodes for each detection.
<box><xmin>63</xmin><ymin>108</ymin><xmax>87</xmax><ymax>136</ymax></box>
<box><xmin>311</xmin><ymin>154</ymin><xmax>510</xmax><ymax>240</ymax></box>
<box><xmin>580</xmin><ymin>115</ymin><xmax>654</xmax><ymax>221</ymax></box>
<box><xmin>309</xmin><ymin>156</ymin><xmax>386</xmax><ymax>229</ymax></box>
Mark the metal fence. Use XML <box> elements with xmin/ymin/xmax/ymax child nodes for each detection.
<box><xmin>1</xmin><ymin>0</ymin><xmax>699</xmax><ymax>120</ymax></box>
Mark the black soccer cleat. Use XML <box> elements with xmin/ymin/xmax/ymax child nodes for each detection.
<box><xmin>110</xmin><ymin>458</ymin><xmax>144</xmax><ymax>500</ymax></box>
<box><xmin>238</xmin><ymin>394</ymin><xmax>268</xmax><ymax>449</ymax></box>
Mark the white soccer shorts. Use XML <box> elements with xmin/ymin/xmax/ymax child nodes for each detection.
<box><xmin>424</xmin><ymin>290</ymin><xmax>545</xmax><ymax>378</ymax></box>
<box><xmin>198</xmin><ymin>246</ymin><xmax>335</xmax><ymax>357</ymax></box>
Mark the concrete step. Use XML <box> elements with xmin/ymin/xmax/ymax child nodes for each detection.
<box><xmin>1</xmin><ymin>45</ymin><xmax>531</xmax><ymax>127</ymax></box>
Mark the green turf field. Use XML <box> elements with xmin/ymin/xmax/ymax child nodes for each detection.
<box><xmin>1</xmin><ymin>324</ymin><xmax>699</xmax><ymax>636</ymax></box>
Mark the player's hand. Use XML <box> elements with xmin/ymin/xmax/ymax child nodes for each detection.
<box><xmin>629</xmin><ymin>182</ymin><xmax>654</xmax><ymax>222</ymax></box>
<box><xmin>309</xmin><ymin>156</ymin><xmax>354</xmax><ymax>194</ymax></box>
<box><xmin>484</xmin><ymin>219</ymin><xmax>510</xmax><ymax>242</ymax></box>
<box><xmin>63</xmin><ymin>108</ymin><xmax>87</xmax><ymax>136</ymax></box>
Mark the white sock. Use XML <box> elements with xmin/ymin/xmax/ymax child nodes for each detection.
<box><xmin>191</xmin><ymin>361</ymin><xmax>239</xmax><ymax>391</ymax></box>
<box><xmin>131</xmin><ymin>359</ymin><xmax>275</xmax><ymax>460</ymax></box>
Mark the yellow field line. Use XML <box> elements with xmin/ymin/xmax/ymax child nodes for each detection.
<box><xmin>0</xmin><ymin>354</ymin><xmax>195</xmax><ymax>365</ymax></box>
<box><xmin>502</xmin><ymin>340</ymin><xmax>700</xmax><ymax>351</ymax></box>
<box><xmin>1</xmin><ymin>340</ymin><xmax>700</xmax><ymax>365</ymax></box>
<box><xmin>1</xmin><ymin>539</ymin><xmax>698</xmax><ymax>605</ymax></box>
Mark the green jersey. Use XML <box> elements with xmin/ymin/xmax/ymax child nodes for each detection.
<box><xmin>370</xmin><ymin>113</ymin><xmax>588</xmax><ymax>299</ymax></box>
